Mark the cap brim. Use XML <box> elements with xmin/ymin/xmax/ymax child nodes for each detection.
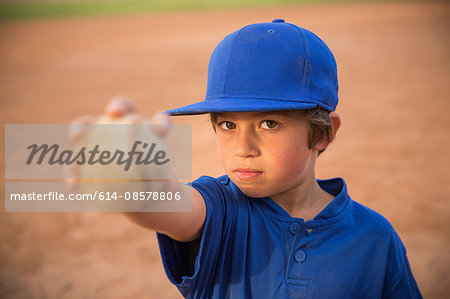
<box><xmin>165</xmin><ymin>97</ymin><xmax>320</xmax><ymax>116</ymax></box>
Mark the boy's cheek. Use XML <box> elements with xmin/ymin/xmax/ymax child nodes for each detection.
<box><xmin>216</xmin><ymin>142</ymin><xmax>231</xmax><ymax>166</ymax></box>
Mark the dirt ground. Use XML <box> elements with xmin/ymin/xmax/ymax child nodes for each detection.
<box><xmin>0</xmin><ymin>1</ymin><xmax>449</xmax><ymax>298</ymax></box>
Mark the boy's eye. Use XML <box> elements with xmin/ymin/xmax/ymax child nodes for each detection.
<box><xmin>261</xmin><ymin>120</ymin><xmax>279</xmax><ymax>129</ymax></box>
<box><xmin>218</xmin><ymin>121</ymin><xmax>236</xmax><ymax>130</ymax></box>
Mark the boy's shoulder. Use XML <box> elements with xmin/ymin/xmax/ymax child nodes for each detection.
<box><xmin>349</xmin><ymin>197</ymin><xmax>401</xmax><ymax>239</ymax></box>
<box><xmin>312</xmin><ymin>178</ymin><xmax>402</xmax><ymax>245</ymax></box>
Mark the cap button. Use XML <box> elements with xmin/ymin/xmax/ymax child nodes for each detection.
<box><xmin>272</xmin><ymin>19</ymin><xmax>285</xmax><ymax>23</ymax></box>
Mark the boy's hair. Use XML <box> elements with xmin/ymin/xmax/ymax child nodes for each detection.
<box><xmin>210</xmin><ymin>107</ymin><xmax>333</xmax><ymax>156</ymax></box>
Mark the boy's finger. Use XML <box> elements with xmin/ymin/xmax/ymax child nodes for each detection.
<box><xmin>68</xmin><ymin>115</ymin><xmax>94</xmax><ymax>143</ymax></box>
<box><xmin>105</xmin><ymin>95</ymin><xmax>135</xmax><ymax>118</ymax></box>
<box><xmin>151</xmin><ymin>112</ymin><xmax>172</xmax><ymax>137</ymax></box>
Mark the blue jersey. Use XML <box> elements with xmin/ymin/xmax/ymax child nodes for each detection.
<box><xmin>157</xmin><ymin>175</ymin><xmax>422</xmax><ymax>298</ymax></box>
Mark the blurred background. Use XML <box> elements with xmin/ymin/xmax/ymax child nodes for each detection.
<box><xmin>0</xmin><ymin>0</ymin><xmax>449</xmax><ymax>298</ymax></box>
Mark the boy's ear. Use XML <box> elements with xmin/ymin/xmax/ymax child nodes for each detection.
<box><xmin>313</xmin><ymin>111</ymin><xmax>342</xmax><ymax>151</ymax></box>
<box><xmin>329</xmin><ymin>112</ymin><xmax>342</xmax><ymax>139</ymax></box>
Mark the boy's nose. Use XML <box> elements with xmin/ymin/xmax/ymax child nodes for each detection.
<box><xmin>235</xmin><ymin>130</ymin><xmax>261</xmax><ymax>158</ymax></box>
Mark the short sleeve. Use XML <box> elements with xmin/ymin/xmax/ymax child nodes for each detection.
<box><xmin>156</xmin><ymin>176</ymin><xmax>235</xmax><ymax>298</ymax></box>
<box><xmin>382</xmin><ymin>230</ymin><xmax>422</xmax><ymax>299</ymax></box>
<box><xmin>383</xmin><ymin>259</ymin><xmax>422</xmax><ymax>299</ymax></box>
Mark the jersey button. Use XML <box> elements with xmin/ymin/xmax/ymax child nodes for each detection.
<box><xmin>294</xmin><ymin>249</ymin><xmax>306</xmax><ymax>263</ymax></box>
<box><xmin>289</xmin><ymin>222</ymin><xmax>300</xmax><ymax>235</ymax></box>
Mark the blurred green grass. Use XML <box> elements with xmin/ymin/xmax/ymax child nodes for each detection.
<box><xmin>0</xmin><ymin>0</ymin><xmax>421</xmax><ymax>21</ymax></box>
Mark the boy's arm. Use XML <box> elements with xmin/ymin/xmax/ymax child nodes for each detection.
<box><xmin>124</xmin><ymin>185</ymin><xmax>206</xmax><ymax>242</ymax></box>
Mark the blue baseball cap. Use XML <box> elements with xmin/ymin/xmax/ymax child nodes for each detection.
<box><xmin>165</xmin><ymin>19</ymin><xmax>338</xmax><ymax>115</ymax></box>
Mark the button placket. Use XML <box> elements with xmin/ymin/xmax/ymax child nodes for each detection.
<box><xmin>287</xmin><ymin>222</ymin><xmax>308</xmax><ymax>263</ymax></box>
<box><xmin>285</xmin><ymin>221</ymin><xmax>313</xmax><ymax>287</ymax></box>
<box><xmin>285</xmin><ymin>221</ymin><xmax>303</xmax><ymax>274</ymax></box>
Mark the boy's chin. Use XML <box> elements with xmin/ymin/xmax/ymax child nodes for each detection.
<box><xmin>236</xmin><ymin>185</ymin><xmax>270</xmax><ymax>199</ymax></box>
<box><xmin>227</xmin><ymin>176</ymin><xmax>273</xmax><ymax>198</ymax></box>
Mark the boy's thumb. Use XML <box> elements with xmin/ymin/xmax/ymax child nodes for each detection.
<box><xmin>151</xmin><ymin>112</ymin><xmax>172</xmax><ymax>137</ymax></box>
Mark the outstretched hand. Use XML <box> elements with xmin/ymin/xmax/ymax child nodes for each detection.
<box><xmin>66</xmin><ymin>95</ymin><xmax>173</xmax><ymax>193</ymax></box>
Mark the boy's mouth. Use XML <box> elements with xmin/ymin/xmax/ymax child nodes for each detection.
<box><xmin>233</xmin><ymin>168</ymin><xmax>263</xmax><ymax>181</ymax></box>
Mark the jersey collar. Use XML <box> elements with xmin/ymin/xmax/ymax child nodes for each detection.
<box><xmin>248</xmin><ymin>177</ymin><xmax>350</xmax><ymax>226</ymax></box>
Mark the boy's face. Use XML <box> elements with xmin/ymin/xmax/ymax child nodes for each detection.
<box><xmin>214</xmin><ymin>111</ymin><xmax>317</xmax><ymax>200</ymax></box>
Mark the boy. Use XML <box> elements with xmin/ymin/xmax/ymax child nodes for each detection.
<box><xmin>122</xmin><ymin>19</ymin><xmax>422</xmax><ymax>298</ymax></box>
